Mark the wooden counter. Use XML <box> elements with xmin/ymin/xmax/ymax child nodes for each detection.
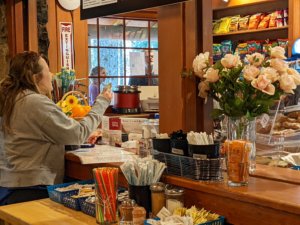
<box><xmin>0</xmin><ymin>198</ymin><xmax>97</xmax><ymax>225</ymax></box>
<box><xmin>65</xmin><ymin>153</ymin><xmax>300</xmax><ymax>225</ymax></box>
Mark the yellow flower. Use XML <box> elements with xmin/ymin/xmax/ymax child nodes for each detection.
<box><xmin>65</xmin><ymin>95</ymin><xmax>78</xmax><ymax>108</ymax></box>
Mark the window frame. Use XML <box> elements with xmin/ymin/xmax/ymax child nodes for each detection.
<box><xmin>87</xmin><ymin>17</ymin><xmax>158</xmax><ymax>86</ymax></box>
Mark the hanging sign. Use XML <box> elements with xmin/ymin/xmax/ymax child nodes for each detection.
<box><xmin>83</xmin><ymin>0</ymin><xmax>117</xmax><ymax>9</ymax></box>
<box><xmin>80</xmin><ymin>0</ymin><xmax>187</xmax><ymax>19</ymax></box>
<box><xmin>60</xmin><ymin>22</ymin><xmax>74</xmax><ymax>70</ymax></box>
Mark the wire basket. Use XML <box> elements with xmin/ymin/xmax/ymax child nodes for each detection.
<box><xmin>60</xmin><ymin>91</ymin><xmax>90</xmax><ymax>121</ymax></box>
<box><xmin>152</xmin><ymin>150</ymin><xmax>224</xmax><ymax>181</ymax></box>
<box><xmin>144</xmin><ymin>216</ymin><xmax>225</xmax><ymax>225</ymax></box>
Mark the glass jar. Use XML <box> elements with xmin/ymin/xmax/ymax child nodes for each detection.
<box><xmin>150</xmin><ymin>182</ymin><xmax>165</xmax><ymax>217</ymax></box>
<box><xmin>132</xmin><ymin>207</ymin><xmax>146</xmax><ymax>225</ymax></box>
<box><xmin>165</xmin><ymin>185</ymin><xmax>184</xmax><ymax>213</ymax></box>
<box><xmin>119</xmin><ymin>199</ymin><xmax>136</xmax><ymax>225</ymax></box>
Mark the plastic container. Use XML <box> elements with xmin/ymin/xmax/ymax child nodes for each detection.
<box><xmin>152</xmin><ymin>138</ymin><xmax>171</xmax><ymax>153</ymax></box>
<box><xmin>164</xmin><ymin>185</ymin><xmax>184</xmax><ymax>213</ymax></box>
<box><xmin>170</xmin><ymin>139</ymin><xmax>189</xmax><ymax>156</ymax></box>
<box><xmin>150</xmin><ymin>182</ymin><xmax>165</xmax><ymax>217</ymax></box>
<box><xmin>188</xmin><ymin>143</ymin><xmax>220</xmax><ymax>159</ymax></box>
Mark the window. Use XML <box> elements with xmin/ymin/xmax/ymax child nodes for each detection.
<box><xmin>87</xmin><ymin>17</ymin><xmax>158</xmax><ymax>105</ymax></box>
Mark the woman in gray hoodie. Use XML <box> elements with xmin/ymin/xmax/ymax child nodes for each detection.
<box><xmin>0</xmin><ymin>51</ymin><xmax>112</xmax><ymax>205</ymax></box>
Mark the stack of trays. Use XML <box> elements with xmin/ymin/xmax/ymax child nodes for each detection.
<box><xmin>152</xmin><ymin>150</ymin><xmax>223</xmax><ymax>181</ymax></box>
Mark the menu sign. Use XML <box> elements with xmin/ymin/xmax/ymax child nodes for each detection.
<box><xmin>80</xmin><ymin>0</ymin><xmax>188</xmax><ymax>19</ymax></box>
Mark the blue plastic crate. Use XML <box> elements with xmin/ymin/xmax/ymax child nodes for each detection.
<box><xmin>63</xmin><ymin>196</ymin><xmax>88</xmax><ymax>211</ymax></box>
<box><xmin>47</xmin><ymin>180</ymin><xmax>94</xmax><ymax>204</ymax></box>
<box><xmin>81</xmin><ymin>200</ymin><xmax>96</xmax><ymax>217</ymax></box>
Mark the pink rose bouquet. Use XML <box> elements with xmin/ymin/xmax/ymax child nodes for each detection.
<box><xmin>193</xmin><ymin>46</ymin><xmax>300</xmax><ymax>118</ymax></box>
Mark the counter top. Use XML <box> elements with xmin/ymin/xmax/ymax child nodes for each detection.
<box><xmin>65</xmin><ymin>153</ymin><xmax>300</xmax><ymax>224</ymax></box>
<box><xmin>0</xmin><ymin>198</ymin><xmax>98</xmax><ymax>225</ymax></box>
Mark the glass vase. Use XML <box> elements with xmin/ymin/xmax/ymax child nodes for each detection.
<box><xmin>225</xmin><ymin>116</ymin><xmax>256</xmax><ymax>186</ymax></box>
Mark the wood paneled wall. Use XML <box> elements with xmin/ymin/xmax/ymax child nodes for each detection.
<box><xmin>47</xmin><ymin>2</ymin><xmax>88</xmax><ymax>87</ymax></box>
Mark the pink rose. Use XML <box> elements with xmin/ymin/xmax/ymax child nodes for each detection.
<box><xmin>243</xmin><ymin>65</ymin><xmax>260</xmax><ymax>81</ymax></box>
<box><xmin>204</xmin><ymin>68</ymin><xmax>219</xmax><ymax>83</ymax></box>
<box><xmin>246</xmin><ymin>53</ymin><xmax>265</xmax><ymax>67</ymax></box>
<box><xmin>193</xmin><ymin>52</ymin><xmax>209</xmax><ymax>78</ymax></box>
<box><xmin>221</xmin><ymin>54</ymin><xmax>240</xmax><ymax>69</ymax></box>
<box><xmin>270</xmin><ymin>58</ymin><xmax>288</xmax><ymax>73</ymax></box>
<box><xmin>287</xmin><ymin>68</ymin><xmax>300</xmax><ymax>85</ymax></box>
<box><xmin>270</xmin><ymin>46</ymin><xmax>287</xmax><ymax>59</ymax></box>
<box><xmin>280</xmin><ymin>74</ymin><xmax>297</xmax><ymax>94</ymax></box>
<box><xmin>251</xmin><ymin>75</ymin><xmax>275</xmax><ymax>95</ymax></box>
<box><xmin>261</xmin><ymin>67</ymin><xmax>279</xmax><ymax>83</ymax></box>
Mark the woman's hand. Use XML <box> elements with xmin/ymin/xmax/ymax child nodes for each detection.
<box><xmin>87</xmin><ymin>129</ymin><xmax>102</xmax><ymax>144</ymax></box>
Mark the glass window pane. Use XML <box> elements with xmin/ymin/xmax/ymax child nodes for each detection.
<box><xmin>99</xmin><ymin>18</ymin><xmax>124</xmax><ymax>47</ymax></box>
<box><xmin>100</xmin><ymin>48</ymin><xmax>124</xmax><ymax>77</ymax></box>
<box><xmin>150</xmin><ymin>50</ymin><xmax>159</xmax><ymax>76</ymax></box>
<box><xmin>126</xmin><ymin>49</ymin><xmax>146</xmax><ymax>76</ymax></box>
<box><xmin>88</xmin><ymin>48</ymin><xmax>98</xmax><ymax>76</ymax></box>
<box><xmin>125</xmin><ymin>20</ymin><xmax>148</xmax><ymax>48</ymax></box>
<box><xmin>88</xmin><ymin>18</ymin><xmax>98</xmax><ymax>47</ymax></box>
<box><xmin>150</xmin><ymin>21</ymin><xmax>158</xmax><ymax>48</ymax></box>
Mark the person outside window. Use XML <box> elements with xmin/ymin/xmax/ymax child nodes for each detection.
<box><xmin>89</xmin><ymin>66</ymin><xmax>107</xmax><ymax>105</ymax></box>
<box><xmin>0</xmin><ymin>51</ymin><xmax>112</xmax><ymax>205</ymax></box>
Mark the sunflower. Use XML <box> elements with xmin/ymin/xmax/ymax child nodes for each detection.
<box><xmin>64</xmin><ymin>95</ymin><xmax>78</xmax><ymax>108</ymax></box>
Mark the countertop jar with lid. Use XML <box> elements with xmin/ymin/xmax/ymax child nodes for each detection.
<box><xmin>119</xmin><ymin>199</ymin><xmax>136</xmax><ymax>225</ymax></box>
<box><xmin>165</xmin><ymin>185</ymin><xmax>184</xmax><ymax>213</ymax></box>
<box><xmin>150</xmin><ymin>182</ymin><xmax>165</xmax><ymax>217</ymax></box>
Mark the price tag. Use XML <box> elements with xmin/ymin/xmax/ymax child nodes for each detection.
<box><xmin>260</xmin><ymin>113</ymin><xmax>270</xmax><ymax>128</ymax></box>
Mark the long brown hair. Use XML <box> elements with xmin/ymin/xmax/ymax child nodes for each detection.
<box><xmin>0</xmin><ymin>51</ymin><xmax>43</xmax><ymax>132</ymax></box>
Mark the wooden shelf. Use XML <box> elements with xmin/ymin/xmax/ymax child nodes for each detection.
<box><xmin>213</xmin><ymin>26</ymin><xmax>288</xmax><ymax>37</ymax></box>
<box><xmin>213</xmin><ymin>0</ymin><xmax>283</xmax><ymax>11</ymax></box>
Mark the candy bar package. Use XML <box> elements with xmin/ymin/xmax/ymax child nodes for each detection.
<box><xmin>235</xmin><ymin>43</ymin><xmax>248</xmax><ymax>60</ymax></box>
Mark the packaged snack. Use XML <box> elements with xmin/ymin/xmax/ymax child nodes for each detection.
<box><xmin>221</xmin><ymin>40</ymin><xmax>233</xmax><ymax>56</ymax></box>
<box><xmin>283</xmin><ymin>17</ymin><xmax>288</xmax><ymax>27</ymax></box>
<box><xmin>218</xmin><ymin>17</ymin><xmax>231</xmax><ymax>34</ymax></box>
<box><xmin>269</xmin><ymin>11</ymin><xmax>278</xmax><ymax>28</ymax></box>
<box><xmin>276</xmin><ymin>10</ymin><xmax>284</xmax><ymax>19</ymax></box>
<box><xmin>248</xmin><ymin>13</ymin><xmax>262</xmax><ymax>30</ymax></box>
<box><xmin>213</xmin><ymin>44</ymin><xmax>222</xmax><ymax>61</ymax></box>
<box><xmin>229</xmin><ymin>15</ymin><xmax>240</xmax><ymax>32</ymax></box>
<box><xmin>283</xmin><ymin>9</ymin><xmax>288</xmax><ymax>18</ymax></box>
<box><xmin>258</xmin><ymin>14</ymin><xmax>270</xmax><ymax>29</ymax></box>
<box><xmin>276</xmin><ymin>18</ymin><xmax>284</xmax><ymax>27</ymax></box>
<box><xmin>247</xmin><ymin>40</ymin><xmax>262</xmax><ymax>54</ymax></box>
<box><xmin>235</xmin><ymin>43</ymin><xmax>248</xmax><ymax>59</ymax></box>
<box><xmin>238</xmin><ymin>15</ymin><xmax>250</xmax><ymax>30</ymax></box>
<box><xmin>213</xmin><ymin>20</ymin><xmax>221</xmax><ymax>34</ymax></box>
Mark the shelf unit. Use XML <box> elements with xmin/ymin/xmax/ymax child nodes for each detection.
<box><xmin>212</xmin><ymin>0</ymin><xmax>290</xmax><ymax>54</ymax></box>
<box><xmin>213</xmin><ymin>26</ymin><xmax>288</xmax><ymax>37</ymax></box>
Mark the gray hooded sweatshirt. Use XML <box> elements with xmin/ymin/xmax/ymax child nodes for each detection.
<box><xmin>0</xmin><ymin>90</ymin><xmax>109</xmax><ymax>187</ymax></box>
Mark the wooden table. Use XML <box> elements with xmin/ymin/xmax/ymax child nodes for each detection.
<box><xmin>65</xmin><ymin>153</ymin><xmax>300</xmax><ymax>225</ymax></box>
<box><xmin>0</xmin><ymin>198</ymin><xmax>97</xmax><ymax>225</ymax></box>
